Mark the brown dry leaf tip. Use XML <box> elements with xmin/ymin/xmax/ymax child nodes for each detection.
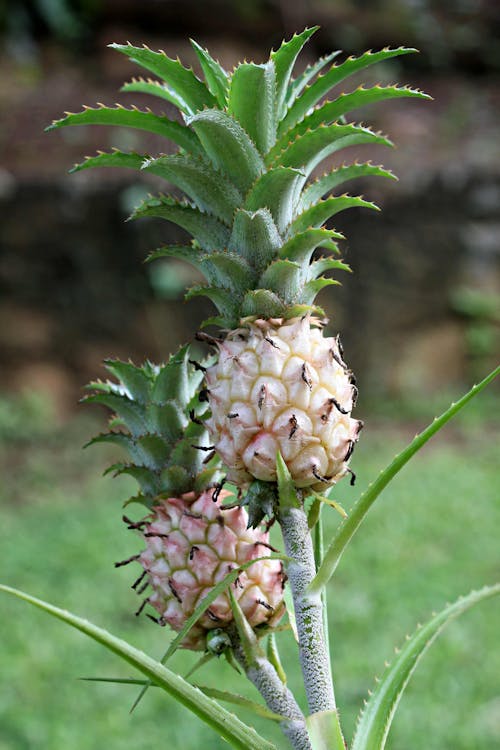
<box><xmin>135</xmin><ymin>597</ymin><xmax>149</xmax><ymax>616</ymax></box>
<box><xmin>114</xmin><ymin>553</ymin><xmax>140</xmax><ymax>568</ymax></box>
<box><xmin>122</xmin><ymin>515</ymin><xmax>147</xmax><ymax>530</ymax></box>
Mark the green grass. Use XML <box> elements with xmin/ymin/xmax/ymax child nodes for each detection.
<box><xmin>0</xmin><ymin>393</ymin><xmax>498</xmax><ymax>750</ymax></box>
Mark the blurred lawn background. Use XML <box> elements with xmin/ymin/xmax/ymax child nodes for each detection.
<box><xmin>0</xmin><ymin>0</ymin><xmax>499</xmax><ymax>748</ymax></box>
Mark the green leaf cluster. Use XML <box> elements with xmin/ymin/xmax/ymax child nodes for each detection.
<box><xmin>48</xmin><ymin>29</ymin><xmax>430</xmax><ymax>328</ymax></box>
<box><xmin>84</xmin><ymin>347</ymin><xmax>221</xmax><ymax>505</ymax></box>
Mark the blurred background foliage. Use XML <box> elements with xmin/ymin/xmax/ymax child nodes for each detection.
<box><xmin>0</xmin><ymin>1</ymin><xmax>499</xmax><ymax>749</ymax></box>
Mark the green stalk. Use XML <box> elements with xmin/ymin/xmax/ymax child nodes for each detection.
<box><xmin>229</xmin><ymin>599</ymin><xmax>312</xmax><ymax>750</ymax></box>
<box><xmin>313</xmin><ymin>508</ymin><xmax>330</xmax><ymax>660</ymax></box>
<box><xmin>278</xmin><ymin>504</ymin><xmax>336</xmax><ymax>715</ymax></box>
<box><xmin>276</xmin><ymin>455</ymin><xmax>336</xmax><ymax>715</ymax></box>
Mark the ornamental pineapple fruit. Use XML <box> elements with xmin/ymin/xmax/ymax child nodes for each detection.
<box><xmin>206</xmin><ymin>316</ymin><xmax>361</xmax><ymax>489</ymax></box>
<box><xmin>52</xmin><ymin>27</ymin><xmax>429</xmax><ymax>490</ymax></box>
<box><xmin>86</xmin><ymin>350</ymin><xmax>285</xmax><ymax>649</ymax></box>
<box><xmin>139</xmin><ymin>489</ymin><xmax>285</xmax><ymax>650</ymax></box>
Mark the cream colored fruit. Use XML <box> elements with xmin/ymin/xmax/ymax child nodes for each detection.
<box><xmin>206</xmin><ymin>316</ymin><xmax>362</xmax><ymax>491</ymax></box>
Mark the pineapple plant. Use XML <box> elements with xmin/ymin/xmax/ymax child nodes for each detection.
<box><xmin>86</xmin><ymin>349</ymin><xmax>285</xmax><ymax>650</ymax></box>
<box><xmin>47</xmin><ymin>27</ymin><xmax>430</xmax><ymax>496</ymax></box>
<box><xmin>4</xmin><ymin>24</ymin><xmax>498</xmax><ymax>750</ymax></box>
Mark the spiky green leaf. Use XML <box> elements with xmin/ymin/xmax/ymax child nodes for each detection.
<box><xmin>282</xmin><ymin>85</ymin><xmax>431</xmax><ymax>143</ymax></box>
<box><xmin>197</xmin><ymin>686</ymin><xmax>287</xmax><ymax>722</ymax></box>
<box><xmin>269</xmin><ymin>123</ymin><xmax>393</xmax><ymax>177</ymax></box>
<box><xmin>244</xmin><ymin>167</ymin><xmax>305</xmax><ymax>234</ymax></box>
<box><xmin>241</xmin><ymin>289</ymin><xmax>287</xmax><ymax>319</ymax></box>
<box><xmin>302</xmin><ymin>277</ymin><xmax>340</xmax><ymax>305</ymax></box>
<box><xmin>106</xmin><ymin>463</ymin><xmax>162</xmax><ymax>496</ymax></box>
<box><xmin>188</xmin><ymin>109</ymin><xmax>265</xmax><ymax>193</ymax></box>
<box><xmin>279</xmin><ymin>228</ymin><xmax>343</xmax><ymax>265</ymax></box>
<box><xmin>146</xmin><ymin>400</ymin><xmax>186</xmax><ymax>442</ymax></box>
<box><xmin>285</xmin><ymin>50</ymin><xmax>341</xmax><ymax>110</ymax></box>
<box><xmin>109</xmin><ymin>43</ymin><xmax>216</xmax><ymax>115</ymax></box>
<box><xmin>266</xmin><ymin>632</ymin><xmax>287</xmax><ymax>685</ymax></box>
<box><xmin>121</xmin><ymin>77</ymin><xmax>189</xmax><ymax>111</ymax></box>
<box><xmin>0</xmin><ymin>585</ymin><xmax>274</xmax><ymax>750</ymax></box>
<box><xmin>151</xmin><ymin>346</ymin><xmax>193</xmax><ymax>405</ymax></box>
<box><xmin>276</xmin><ymin>451</ymin><xmax>300</xmax><ymax>510</ymax></box>
<box><xmin>141</xmin><ymin>154</ymin><xmax>241</xmax><ymax>224</ymax></box>
<box><xmin>280</xmin><ymin>47</ymin><xmax>419</xmax><ymax>134</ymax></box>
<box><xmin>258</xmin><ymin>259</ymin><xmax>302</xmax><ymax>303</ymax></box>
<box><xmin>199</xmin><ymin>252</ymin><xmax>257</xmax><ymax>291</ymax></box>
<box><xmin>83</xmin><ymin>392</ymin><xmax>147</xmax><ymax>436</ymax></box>
<box><xmin>70</xmin><ymin>150</ymin><xmax>146</xmax><ymax>174</ymax></box>
<box><xmin>229</xmin><ymin>208</ymin><xmax>282</xmax><ymax>272</ymax></box>
<box><xmin>228</xmin><ymin>62</ymin><xmax>277</xmax><ymax>155</ymax></box>
<box><xmin>131</xmin><ymin>195</ymin><xmax>231</xmax><ymax>251</ymax></box>
<box><xmin>290</xmin><ymin>195</ymin><xmax>379</xmax><ymax>236</ymax></box>
<box><xmin>186</xmin><ymin>284</ymin><xmax>239</xmax><ymax>322</ymax></box>
<box><xmin>351</xmin><ymin>584</ymin><xmax>500</xmax><ymax>750</ymax></box>
<box><xmin>300</xmin><ymin>163</ymin><xmax>397</xmax><ymax>210</ymax></box>
<box><xmin>46</xmin><ymin>106</ymin><xmax>201</xmax><ymax>155</ymax></box>
<box><xmin>146</xmin><ymin>243</ymin><xmax>206</xmax><ymax>269</ymax></box>
<box><xmin>308</xmin><ymin>257</ymin><xmax>351</xmax><ymax>280</ymax></box>
<box><xmin>88</xmin><ymin>432</ymin><xmax>169</xmax><ymax>472</ymax></box>
<box><xmin>103</xmin><ymin>360</ymin><xmax>152</xmax><ymax>402</ymax></box>
<box><xmin>229</xmin><ymin>588</ymin><xmax>264</xmax><ymax>667</ymax></box>
<box><xmin>271</xmin><ymin>27</ymin><xmax>318</xmax><ymax>119</ymax></box>
<box><xmin>190</xmin><ymin>39</ymin><xmax>229</xmax><ymax>107</ymax></box>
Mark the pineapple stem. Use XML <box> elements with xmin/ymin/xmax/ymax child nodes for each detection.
<box><xmin>278</xmin><ymin>504</ymin><xmax>337</xmax><ymax>716</ymax></box>
<box><xmin>231</xmin><ymin>634</ymin><xmax>312</xmax><ymax>750</ymax></box>
<box><xmin>313</xmin><ymin>507</ymin><xmax>331</xmax><ymax>663</ymax></box>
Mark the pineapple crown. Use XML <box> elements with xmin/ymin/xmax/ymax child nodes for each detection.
<box><xmin>48</xmin><ymin>27</ymin><xmax>430</xmax><ymax>328</ymax></box>
<box><xmin>85</xmin><ymin>347</ymin><xmax>222</xmax><ymax>507</ymax></box>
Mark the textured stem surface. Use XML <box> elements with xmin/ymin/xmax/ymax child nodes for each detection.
<box><xmin>278</xmin><ymin>504</ymin><xmax>336</xmax><ymax>714</ymax></box>
<box><xmin>232</xmin><ymin>639</ymin><xmax>312</xmax><ymax>750</ymax></box>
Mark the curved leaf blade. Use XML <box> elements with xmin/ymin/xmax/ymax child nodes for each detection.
<box><xmin>280</xmin><ymin>47</ymin><xmax>418</xmax><ymax>135</ymax></box>
<box><xmin>289</xmin><ymin>195</ymin><xmax>379</xmax><ymax>236</ymax></box>
<box><xmin>70</xmin><ymin>150</ymin><xmax>147</xmax><ymax>174</ymax></box>
<box><xmin>269</xmin><ymin>123</ymin><xmax>392</xmax><ymax>177</ymax></box>
<box><xmin>188</xmin><ymin>109</ymin><xmax>265</xmax><ymax>193</ymax></box>
<box><xmin>121</xmin><ymin>77</ymin><xmax>188</xmax><ymax>111</ymax></box>
<box><xmin>351</xmin><ymin>584</ymin><xmax>500</xmax><ymax>750</ymax></box>
<box><xmin>46</xmin><ymin>105</ymin><xmax>202</xmax><ymax>155</ymax></box>
<box><xmin>279</xmin><ymin>228</ymin><xmax>343</xmax><ymax>265</ymax></box>
<box><xmin>245</xmin><ymin>166</ymin><xmax>305</xmax><ymax>234</ymax></box>
<box><xmin>197</xmin><ymin>686</ymin><xmax>288</xmax><ymax>722</ymax></box>
<box><xmin>228</xmin><ymin>61</ymin><xmax>277</xmax><ymax>155</ymax></box>
<box><xmin>142</xmin><ymin>154</ymin><xmax>241</xmax><ymax>224</ymax></box>
<box><xmin>190</xmin><ymin>39</ymin><xmax>229</xmax><ymax>107</ymax></box>
<box><xmin>300</xmin><ymin>163</ymin><xmax>397</xmax><ymax>210</ymax></box>
<box><xmin>0</xmin><ymin>585</ymin><xmax>274</xmax><ymax>750</ymax></box>
<box><xmin>109</xmin><ymin>43</ymin><xmax>216</xmax><ymax>115</ymax></box>
<box><xmin>308</xmin><ymin>366</ymin><xmax>500</xmax><ymax>595</ymax></box>
<box><xmin>229</xmin><ymin>208</ymin><xmax>282</xmax><ymax>272</ymax></box>
<box><xmin>282</xmin><ymin>85</ymin><xmax>431</xmax><ymax>144</ymax></box>
<box><xmin>271</xmin><ymin>26</ymin><xmax>318</xmax><ymax>119</ymax></box>
<box><xmin>131</xmin><ymin>195</ymin><xmax>231</xmax><ymax>251</ymax></box>
<box><xmin>285</xmin><ymin>50</ymin><xmax>341</xmax><ymax>111</ymax></box>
